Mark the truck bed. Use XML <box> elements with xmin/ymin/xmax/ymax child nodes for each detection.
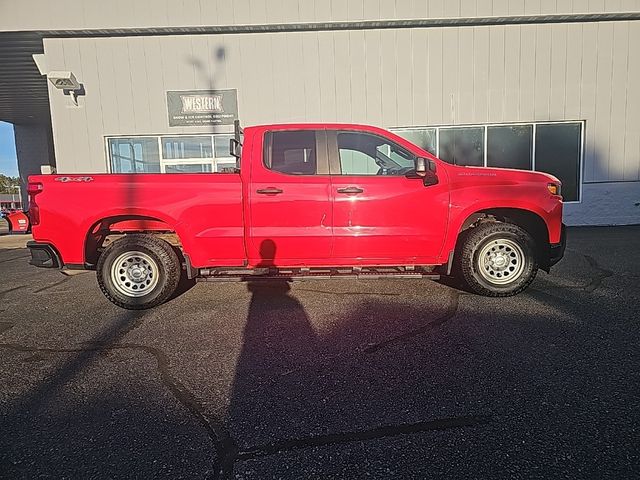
<box><xmin>29</xmin><ymin>173</ymin><xmax>245</xmax><ymax>268</ymax></box>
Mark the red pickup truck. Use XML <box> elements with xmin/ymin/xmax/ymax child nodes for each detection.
<box><xmin>27</xmin><ymin>122</ymin><xmax>565</xmax><ymax>309</ymax></box>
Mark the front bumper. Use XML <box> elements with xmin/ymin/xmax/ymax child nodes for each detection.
<box><xmin>548</xmin><ymin>223</ymin><xmax>567</xmax><ymax>268</ymax></box>
<box><xmin>27</xmin><ymin>241</ymin><xmax>62</xmax><ymax>268</ymax></box>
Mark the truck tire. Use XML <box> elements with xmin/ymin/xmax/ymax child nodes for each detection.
<box><xmin>456</xmin><ymin>221</ymin><xmax>538</xmax><ymax>297</ymax></box>
<box><xmin>96</xmin><ymin>234</ymin><xmax>181</xmax><ymax>310</ymax></box>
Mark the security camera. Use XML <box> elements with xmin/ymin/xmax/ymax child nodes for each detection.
<box><xmin>47</xmin><ymin>71</ymin><xmax>80</xmax><ymax>90</ymax></box>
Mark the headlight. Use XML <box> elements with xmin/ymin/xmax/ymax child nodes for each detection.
<box><xmin>547</xmin><ymin>182</ymin><xmax>562</xmax><ymax>197</ymax></box>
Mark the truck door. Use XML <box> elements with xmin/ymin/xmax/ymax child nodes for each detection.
<box><xmin>249</xmin><ymin>129</ymin><xmax>333</xmax><ymax>266</ymax></box>
<box><xmin>328</xmin><ymin>130</ymin><xmax>449</xmax><ymax>264</ymax></box>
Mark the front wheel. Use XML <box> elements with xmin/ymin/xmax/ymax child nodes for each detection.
<box><xmin>455</xmin><ymin>222</ymin><xmax>538</xmax><ymax>296</ymax></box>
<box><xmin>96</xmin><ymin>234</ymin><xmax>181</xmax><ymax>309</ymax></box>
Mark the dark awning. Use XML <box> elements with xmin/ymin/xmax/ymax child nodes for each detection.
<box><xmin>0</xmin><ymin>32</ymin><xmax>50</xmax><ymax>125</ymax></box>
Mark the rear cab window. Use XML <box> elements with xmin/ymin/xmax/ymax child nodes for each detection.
<box><xmin>262</xmin><ymin>130</ymin><xmax>329</xmax><ymax>175</ymax></box>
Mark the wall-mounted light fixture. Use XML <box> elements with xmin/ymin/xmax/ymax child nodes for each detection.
<box><xmin>47</xmin><ymin>71</ymin><xmax>84</xmax><ymax>106</ymax></box>
<box><xmin>48</xmin><ymin>71</ymin><xmax>80</xmax><ymax>90</ymax></box>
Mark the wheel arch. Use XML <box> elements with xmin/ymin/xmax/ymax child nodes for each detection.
<box><xmin>452</xmin><ymin>207</ymin><xmax>551</xmax><ymax>271</ymax></box>
<box><xmin>83</xmin><ymin>215</ymin><xmax>184</xmax><ymax>268</ymax></box>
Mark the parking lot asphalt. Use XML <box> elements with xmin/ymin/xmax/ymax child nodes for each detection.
<box><xmin>0</xmin><ymin>225</ymin><xmax>639</xmax><ymax>479</ymax></box>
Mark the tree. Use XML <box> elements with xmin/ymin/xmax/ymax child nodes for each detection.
<box><xmin>0</xmin><ymin>174</ymin><xmax>20</xmax><ymax>194</ymax></box>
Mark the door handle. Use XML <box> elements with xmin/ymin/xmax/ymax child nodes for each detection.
<box><xmin>256</xmin><ymin>188</ymin><xmax>283</xmax><ymax>195</ymax></box>
<box><xmin>337</xmin><ymin>187</ymin><xmax>364</xmax><ymax>194</ymax></box>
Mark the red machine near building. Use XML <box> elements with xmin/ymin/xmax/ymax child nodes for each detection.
<box><xmin>26</xmin><ymin>122</ymin><xmax>565</xmax><ymax>309</ymax></box>
<box><xmin>2</xmin><ymin>210</ymin><xmax>30</xmax><ymax>233</ymax></box>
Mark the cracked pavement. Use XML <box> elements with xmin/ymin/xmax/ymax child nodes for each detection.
<box><xmin>0</xmin><ymin>226</ymin><xmax>639</xmax><ymax>479</ymax></box>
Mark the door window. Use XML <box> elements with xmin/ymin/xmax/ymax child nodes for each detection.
<box><xmin>336</xmin><ymin>132</ymin><xmax>415</xmax><ymax>176</ymax></box>
<box><xmin>263</xmin><ymin>131</ymin><xmax>317</xmax><ymax>175</ymax></box>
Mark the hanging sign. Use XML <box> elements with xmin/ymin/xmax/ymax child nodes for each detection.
<box><xmin>166</xmin><ymin>89</ymin><xmax>238</xmax><ymax>126</ymax></box>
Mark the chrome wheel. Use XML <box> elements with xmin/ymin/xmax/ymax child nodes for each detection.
<box><xmin>477</xmin><ymin>238</ymin><xmax>525</xmax><ymax>285</ymax></box>
<box><xmin>110</xmin><ymin>251</ymin><xmax>159</xmax><ymax>297</ymax></box>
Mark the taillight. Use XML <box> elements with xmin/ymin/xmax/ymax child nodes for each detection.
<box><xmin>28</xmin><ymin>182</ymin><xmax>43</xmax><ymax>225</ymax></box>
<box><xmin>27</xmin><ymin>182</ymin><xmax>43</xmax><ymax>195</ymax></box>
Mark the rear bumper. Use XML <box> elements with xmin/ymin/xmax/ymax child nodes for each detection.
<box><xmin>27</xmin><ymin>241</ymin><xmax>62</xmax><ymax>268</ymax></box>
<box><xmin>548</xmin><ymin>223</ymin><xmax>567</xmax><ymax>268</ymax></box>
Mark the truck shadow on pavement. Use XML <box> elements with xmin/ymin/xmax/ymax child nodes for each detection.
<box><xmin>219</xmin><ymin>240</ymin><xmax>490</xmax><ymax>477</ymax></box>
<box><xmin>223</xmin><ymin>280</ymin><xmax>492</xmax><ymax>477</ymax></box>
<box><xmin>220</xmin><ymin>238</ymin><xmax>638</xmax><ymax>478</ymax></box>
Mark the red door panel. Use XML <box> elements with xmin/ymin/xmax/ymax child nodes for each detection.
<box><xmin>331</xmin><ymin>176</ymin><xmax>449</xmax><ymax>263</ymax></box>
<box><xmin>248</xmin><ymin>129</ymin><xmax>333</xmax><ymax>266</ymax></box>
<box><xmin>329</xmin><ymin>130</ymin><xmax>449</xmax><ymax>264</ymax></box>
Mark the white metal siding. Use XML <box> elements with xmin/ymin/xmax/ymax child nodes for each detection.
<box><xmin>39</xmin><ymin>14</ymin><xmax>640</xmax><ymax>225</ymax></box>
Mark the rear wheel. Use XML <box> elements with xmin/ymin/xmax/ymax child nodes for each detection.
<box><xmin>96</xmin><ymin>234</ymin><xmax>181</xmax><ymax>309</ymax></box>
<box><xmin>456</xmin><ymin>222</ymin><xmax>538</xmax><ymax>296</ymax></box>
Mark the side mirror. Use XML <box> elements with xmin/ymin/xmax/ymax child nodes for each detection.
<box><xmin>411</xmin><ymin>157</ymin><xmax>438</xmax><ymax>186</ymax></box>
<box><xmin>423</xmin><ymin>171</ymin><xmax>438</xmax><ymax>186</ymax></box>
<box><xmin>414</xmin><ymin>157</ymin><xmax>428</xmax><ymax>177</ymax></box>
<box><xmin>407</xmin><ymin>157</ymin><xmax>438</xmax><ymax>187</ymax></box>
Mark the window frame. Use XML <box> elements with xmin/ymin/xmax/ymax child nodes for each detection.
<box><xmin>105</xmin><ymin>133</ymin><xmax>236</xmax><ymax>174</ymax></box>
<box><xmin>391</xmin><ymin>120</ymin><xmax>585</xmax><ymax>203</ymax></box>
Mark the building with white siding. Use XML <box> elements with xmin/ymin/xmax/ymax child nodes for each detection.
<box><xmin>1</xmin><ymin>0</ymin><xmax>639</xmax><ymax>225</ymax></box>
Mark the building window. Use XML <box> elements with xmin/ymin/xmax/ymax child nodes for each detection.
<box><xmin>535</xmin><ymin>123</ymin><xmax>581</xmax><ymax>203</ymax></box>
<box><xmin>108</xmin><ymin>137</ymin><xmax>160</xmax><ymax>173</ymax></box>
<box><xmin>107</xmin><ymin>134</ymin><xmax>236</xmax><ymax>174</ymax></box>
<box><xmin>214</xmin><ymin>135</ymin><xmax>233</xmax><ymax>158</ymax></box>
<box><xmin>487</xmin><ymin>125</ymin><xmax>533</xmax><ymax>171</ymax></box>
<box><xmin>390</xmin><ymin>128</ymin><xmax>437</xmax><ymax>156</ymax></box>
<box><xmin>439</xmin><ymin>127</ymin><xmax>484</xmax><ymax>167</ymax></box>
<box><xmin>162</xmin><ymin>136</ymin><xmax>212</xmax><ymax>160</ymax></box>
<box><xmin>392</xmin><ymin>121</ymin><xmax>583</xmax><ymax>202</ymax></box>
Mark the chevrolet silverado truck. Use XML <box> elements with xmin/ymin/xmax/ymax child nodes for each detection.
<box><xmin>26</xmin><ymin>122</ymin><xmax>565</xmax><ymax>309</ymax></box>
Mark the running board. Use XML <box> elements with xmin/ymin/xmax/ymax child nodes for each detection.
<box><xmin>196</xmin><ymin>266</ymin><xmax>440</xmax><ymax>283</ymax></box>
